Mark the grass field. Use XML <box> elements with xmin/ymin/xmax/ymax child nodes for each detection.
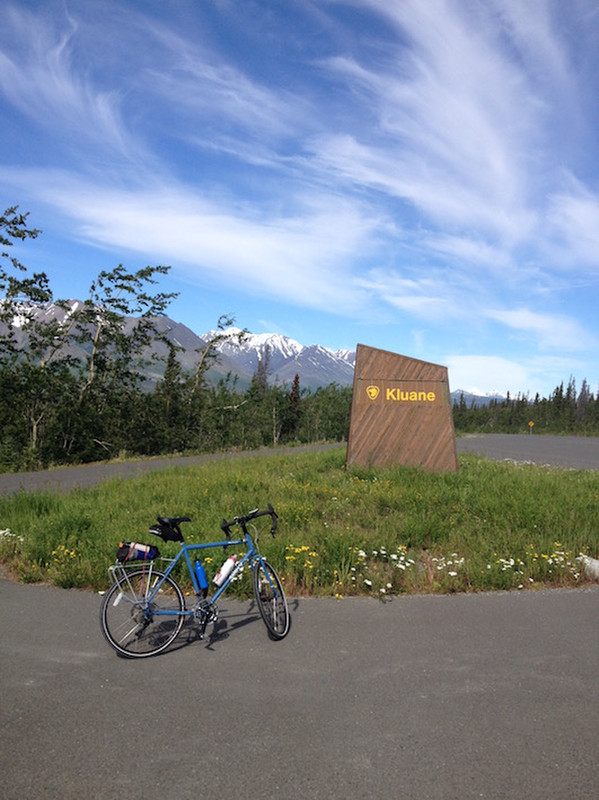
<box><xmin>0</xmin><ymin>447</ymin><xmax>597</xmax><ymax>596</ymax></box>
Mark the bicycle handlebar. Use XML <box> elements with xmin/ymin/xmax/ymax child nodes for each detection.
<box><xmin>221</xmin><ymin>504</ymin><xmax>278</xmax><ymax>537</ymax></box>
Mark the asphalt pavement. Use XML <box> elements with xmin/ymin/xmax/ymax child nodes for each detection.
<box><xmin>0</xmin><ymin>435</ymin><xmax>597</xmax><ymax>498</ymax></box>
<box><xmin>1</xmin><ymin>435</ymin><xmax>598</xmax><ymax>799</ymax></box>
<box><xmin>0</xmin><ymin>433</ymin><xmax>599</xmax><ymax>495</ymax></box>
<box><xmin>457</xmin><ymin>433</ymin><xmax>599</xmax><ymax>470</ymax></box>
<box><xmin>1</xmin><ymin>579</ymin><xmax>597</xmax><ymax>800</ymax></box>
<box><xmin>0</xmin><ymin>444</ymin><xmax>339</xmax><ymax>496</ymax></box>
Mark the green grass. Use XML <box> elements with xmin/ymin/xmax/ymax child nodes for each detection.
<box><xmin>0</xmin><ymin>447</ymin><xmax>597</xmax><ymax>596</ymax></box>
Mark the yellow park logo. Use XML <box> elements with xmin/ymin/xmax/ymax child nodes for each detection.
<box><xmin>366</xmin><ymin>385</ymin><xmax>380</xmax><ymax>400</ymax></box>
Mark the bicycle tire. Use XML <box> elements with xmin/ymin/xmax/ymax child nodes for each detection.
<box><xmin>100</xmin><ymin>569</ymin><xmax>185</xmax><ymax>658</ymax></box>
<box><xmin>253</xmin><ymin>560</ymin><xmax>290</xmax><ymax>640</ymax></box>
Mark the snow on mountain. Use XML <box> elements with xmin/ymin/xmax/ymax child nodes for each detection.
<box><xmin>216</xmin><ymin>328</ymin><xmax>303</xmax><ymax>366</ymax></box>
<box><xmin>5</xmin><ymin>302</ymin><xmax>507</xmax><ymax>399</ymax></box>
<box><xmin>211</xmin><ymin>327</ymin><xmax>353</xmax><ymax>388</ymax></box>
<box><xmin>451</xmin><ymin>388</ymin><xmax>508</xmax><ymax>406</ymax></box>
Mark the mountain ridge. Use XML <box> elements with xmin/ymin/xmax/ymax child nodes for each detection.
<box><xmin>4</xmin><ymin>300</ymin><xmax>506</xmax><ymax>402</ymax></box>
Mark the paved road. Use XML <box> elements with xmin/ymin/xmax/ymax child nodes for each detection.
<box><xmin>457</xmin><ymin>433</ymin><xmax>599</xmax><ymax>470</ymax></box>
<box><xmin>0</xmin><ymin>444</ymin><xmax>340</xmax><ymax>495</ymax></box>
<box><xmin>0</xmin><ymin>435</ymin><xmax>597</xmax><ymax>497</ymax></box>
<box><xmin>1</xmin><ymin>579</ymin><xmax>597</xmax><ymax>800</ymax></box>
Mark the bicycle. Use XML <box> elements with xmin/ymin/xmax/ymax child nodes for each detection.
<box><xmin>99</xmin><ymin>504</ymin><xmax>290</xmax><ymax>658</ymax></box>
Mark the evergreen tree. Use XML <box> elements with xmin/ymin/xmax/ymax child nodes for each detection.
<box><xmin>148</xmin><ymin>343</ymin><xmax>186</xmax><ymax>453</ymax></box>
<box><xmin>281</xmin><ymin>373</ymin><xmax>302</xmax><ymax>441</ymax></box>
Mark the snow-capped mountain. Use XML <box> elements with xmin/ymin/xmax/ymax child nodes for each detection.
<box><xmin>451</xmin><ymin>388</ymin><xmax>507</xmax><ymax>406</ymax></box>
<box><xmin>3</xmin><ymin>301</ymin><xmax>508</xmax><ymax>400</ymax></box>
<box><xmin>2</xmin><ymin>302</ymin><xmax>356</xmax><ymax>390</ymax></box>
<box><xmin>208</xmin><ymin>327</ymin><xmax>355</xmax><ymax>388</ymax></box>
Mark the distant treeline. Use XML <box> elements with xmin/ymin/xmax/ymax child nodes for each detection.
<box><xmin>2</xmin><ymin>207</ymin><xmax>597</xmax><ymax>473</ymax></box>
<box><xmin>4</xmin><ymin>365</ymin><xmax>598</xmax><ymax>472</ymax></box>
<box><xmin>452</xmin><ymin>378</ymin><xmax>599</xmax><ymax>435</ymax></box>
<box><xmin>0</xmin><ymin>361</ymin><xmax>352</xmax><ymax>472</ymax></box>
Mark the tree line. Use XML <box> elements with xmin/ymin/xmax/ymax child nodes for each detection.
<box><xmin>452</xmin><ymin>379</ymin><xmax>599</xmax><ymax>435</ymax></box>
<box><xmin>0</xmin><ymin>207</ymin><xmax>351</xmax><ymax>471</ymax></box>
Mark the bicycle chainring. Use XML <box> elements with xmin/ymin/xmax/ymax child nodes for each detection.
<box><xmin>193</xmin><ymin>600</ymin><xmax>219</xmax><ymax>636</ymax></box>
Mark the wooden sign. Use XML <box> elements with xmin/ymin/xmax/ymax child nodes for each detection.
<box><xmin>346</xmin><ymin>344</ymin><xmax>458</xmax><ymax>472</ymax></box>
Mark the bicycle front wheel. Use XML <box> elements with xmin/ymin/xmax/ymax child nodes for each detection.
<box><xmin>253</xmin><ymin>560</ymin><xmax>290</xmax><ymax>640</ymax></box>
<box><xmin>100</xmin><ymin>569</ymin><xmax>185</xmax><ymax>658</ymax></box>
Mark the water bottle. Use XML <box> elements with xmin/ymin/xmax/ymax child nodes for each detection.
<box><xmin>194</xmin><ymin>559</ymin><xmax>208</xmax><ymax>598</ymax></box>
<box><xmin>213</xmin><ymin>555</ymin><xmax>237</xmax><ymax>587</ymax></box>
<box><xmin>131</xmin><ymin>542</ymin><xmax>153</xmax><ymax>559</ymax></box>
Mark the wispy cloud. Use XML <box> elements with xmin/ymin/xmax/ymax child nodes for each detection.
<box><xmin>356</xmin><ymin>267</ymin><xmax>458</xmax><ymax>322</ymax></box>
<box><xmin>1</xmin><ymin>166</ymin><xmax>387</xmax><ymax>314</ymax></box>
<box><xmin>446</xmin><ymin>355</ymin><xmax>530</xmax><ymax>395</ymax></box>
<box><xmin>546</xmin><ymin>177</ymin><xmax>599</xmax><ymax>268</ymax></box>
<box><xmin>486</xmin><ymin>308</ymin><xmax>590</xmax><ymax>351</ymax></box>
<box><xmin>1</xmin><ymin>0</ymin><xmax>598</xmax><ymax>395</ymax></box>
<box><xmin>313</xmin><ymin>2</ymin><xmax>541</xmax><ymax>242</ymax></box>
<box><xmin>144</xmin><ymin>28</ymin><xmax>302</xmax><ymax>143</ymax></box>
<box><xmin>0</xmin><ymin>5</ymin><xmax>139</xmax><ymax>161</ymax></box>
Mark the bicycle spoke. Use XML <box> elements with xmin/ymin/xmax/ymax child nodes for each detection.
<box><xmin>100</xmin><ymin>570</ymin><xmax>184</xmax><ymax>658</ymax></box>
<box><xmin>253</xmin><ymin>560</ymin><xmax>290</xmax><ymax>640</ymax></box>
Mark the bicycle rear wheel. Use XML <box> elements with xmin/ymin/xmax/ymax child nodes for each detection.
<box><xmin>100</xmin><ymin>569</ymin><xmax>184</xmax><ymax>658</ymax></box>
<box><xmin>253</xmin><ymin>560</ymin><xmax>290</xmax><ymax>640</ymax></box>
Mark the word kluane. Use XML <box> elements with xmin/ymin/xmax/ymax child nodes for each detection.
<box><xmin>367</xmin><ymin>385</ymin><xmax>437</xmax><ymax>403</ymax></box>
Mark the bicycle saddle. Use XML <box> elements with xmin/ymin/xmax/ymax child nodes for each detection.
<box><xmin>149</xmin><ymin>516</ymin><xmax>191</xmax><ymax>542</ymax></box>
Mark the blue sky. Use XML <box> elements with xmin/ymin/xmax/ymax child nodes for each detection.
<box><xmin>1</xmin><ymin>0</ymin><xmax>598</xmax><ymax>397</ymax></box>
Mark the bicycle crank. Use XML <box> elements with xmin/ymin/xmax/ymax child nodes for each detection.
<box><xmin>193</xmin><ymin>599</ymin><xmax>219</xmax><ymax>637</ymax></box>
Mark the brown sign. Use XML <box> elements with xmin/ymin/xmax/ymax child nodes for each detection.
<box><xmin>346</xmin><ymin>344</ymin><xmax>458</xmax><ymax>472</ymax></box>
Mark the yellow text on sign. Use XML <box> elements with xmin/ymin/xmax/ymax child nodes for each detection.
<box><xmin>385</xmin><ymin>388</ymin><xmax>437</xmax><ymax>402</ymax></box>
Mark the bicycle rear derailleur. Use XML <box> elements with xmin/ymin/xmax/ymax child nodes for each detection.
<box><xmin>193</xmin><ymin>599</ymin><xmax>218</xmax><ymax>637</ymax></box>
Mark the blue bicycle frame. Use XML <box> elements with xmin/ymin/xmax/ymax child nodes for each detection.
<box><xmin>110</xmin><ymin>531</ymin><xmax>263</xmax><ymax>617</ymax></box>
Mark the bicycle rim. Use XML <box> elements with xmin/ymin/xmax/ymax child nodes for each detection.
<box><xmin>100</xmin><ymin>569</ymin><xmax>184</xmax><ymax>658</ymax></box>
<box><xmin>253</xmin><ymin>560</ymin><xmax>290</xmax><ymax>640</ymax></box>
